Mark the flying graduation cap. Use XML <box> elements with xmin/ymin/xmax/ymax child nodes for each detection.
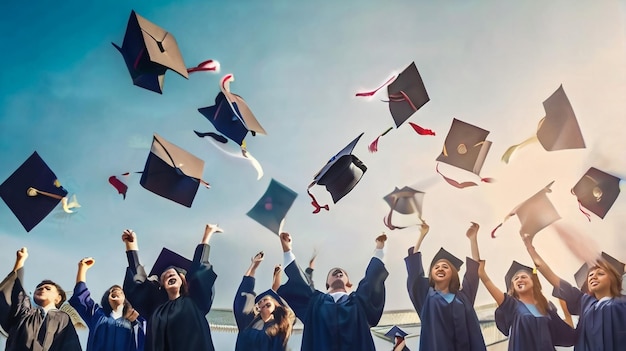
<box><xmin>491</xmin><ymin>181</ymin><xmax>561</xmax><ymax>238</ymax></box>
<box><xmin>574</xmin><ymin>252</ymin><xmax>625</xmax><ymax>292</ymax></box>
<box><xmin>436</xmin><ymin>118</ymin><xmax>494</xmax><ymax>188</ymax></box>
<box><xmin>502</xmin><ymin>85</ymin><xmax>586</xmax><ymax>163</ymax></box>
<box><xmin>384</xmin><ymin>325</ymin><xmax>410</xmax><ymax>348</ymax></box>
<box><xmin>307</xmin><ymin>133</ymin><xmax>367</xmax><ymax>213</ymax></box>
<box><xmin>196</xmin><ymin>74</ymin><xmax>266</xmax><ymax>179</ymax></box>
<box><xmin>571</xmin><ymin>167</ymin><xmax>621</xmax><ymax>220</ymax></box>
<box><xmin>0</xmin><ymin>152</ymin><xmax>80</xmax><ymax>232</ymax></box>
<box><xmin>139</xmin><ymin>133</ymin><xmax>209</xmax><ymax>207</ymax></box>
<box><xmin>247</xmin><ymin>179</ymin><xmax>298</xmax><ymax>235</ymax></box>
<box><xmin>383</xmin><ymin>186</ymin><xmax>425</xmax><ymax>230</ymax></box>
<box><xmin>356</xmin><ymin>62</ymin><xmax>434</xmax><ymax>152</ymax></box>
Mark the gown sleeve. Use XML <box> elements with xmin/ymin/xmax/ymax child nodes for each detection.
<box><xmin>276</xmin><ymin>260</ymin><xmax>315</xmax><ymax>322</ymax></box>
<box><xmin>68</xmin><ymin>281</ymin><xmax>105</xmax><ymax>330</ymax></box>
<box><xmin>233</xmin><ymin>276</ymin><xmax>256</xmax><ymax>331</ymax></box>
<box><xmin>123</xmin><ymin>250</ymin><xmax>163</xmax><ymax>318</ymax></box>
<box><xmin>546</xmin><ymin>301</ymin><xmax>576</xmax><ymax>346</ymax></box>
<box><xmin>459</xmin><ymin>258</ymin><xmax>480</xmax><ymax>304</ymax></box>
<box><xmin>354</xmin><ymin>257</ymin><xmax>389</xmax><ymax>326</ymax></box>
<box><xmin>187</xmin><ymin>244</ymin><xmax>217</xmax><ymax>315</ymax></box>
<box><xmin>0</xmin><ymin>268</ymin><xmax>32</xmax><ymax>332</ymax></box>
<box><xmin>494</xmin><ymin>294</ymin><xmax>515</xmax><ymax>336</ymax></box>
<box><xmin>404</xmin><ymin>248</ymin><xmax>430</xmax><ymax>317</ymax></box>
<box><xmin>551</xmin><ymin>279</ymin><xmax>583</xmax><ymax>315</ymax></box>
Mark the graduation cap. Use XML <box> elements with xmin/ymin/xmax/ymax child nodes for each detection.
<box><xmin>491</xmin><ymin>181</ymin><xmax>561</xmax><ymax>238</ymax></box>
<box><xmin>502</xmin><ymin>85</ymin><xmax>586</xmax><ymax>163</ymax></box>
<box><xmin>571</xmin><ymin>167</ymin><xmax>621</xmax><ymax>220</ymax></box>
<box><xmin>574</xmin><ymin>252</ymin><xmax>625</xmax><ymax>292</ymax></box>
<box><xmin>307</xmin><ymin>133</ymin><xmax>367</xmax><ymax>212</ymax></box>
<box><xmin>0</xmin><ymin>152</ymin><xmax>77</xmax><ymax>232</ymax></box>
<box><xmin>254</xmin><ymin>289</ymin><xmax>285</xmax><ymax>304</ymax></box>
<box><xmin>436</xmin><ymin>118</ymin><xmax>494</xmax><ymax>188</ymax></box>
<box><xmin>247</xmin><ymin>179</ymin><xmax>298</xmax><ymax>235</ymax></box>
<box><xmin>356</xmin><ymin>62</ymin><xmax>433</xmax><ymax>152</ymax></box>
<box><xmin>430</xmin><ymin>248</ymin><xmax>464</xmax><ymax>271</ymax></box>
<box><xmin>196</xmin><ymin>74</ymin><xmax>266</xmax><ymax>179</ymax></box>
<box><xmin>112</xmin><ymin>10</ymin><xmax>189</xmax><ymax>94</ymax></box>
<box><xmin>149</xmin><ymin>247</ymin><xmax>193</xmax><ymax>277</ymax></box>
<box><xmin>383</xmin><ymin>186</ymin><xmax>425</xmax><ymax>230</ymax></box>
<box><xmin>384</xmin><ymin>325</ymin><xmax>409</xmax><ymax>341</ymax></box>
<box><xmin>140</xmin><ymin>133</ymin><xmax>209</xmax><ymax>207</ymax></box>
<box><xmin>504</xmin><ymin>261</ymin><xmax>535</xmax><ymax>290</ymax></box>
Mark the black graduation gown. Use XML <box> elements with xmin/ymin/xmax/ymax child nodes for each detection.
<box><xmin>277</xmin><ymin>257</ymin><xmax>388</xmax><ymax>351</ymax></box>
<box><xmin>0</xmin><ymin>268</ymin><xmax>82</xmax><ymax>351</ymax></box>
<box><xmin>123</xmin><ymin>244</ymin><xmax>216</xmax><ymax>351</ymax></box>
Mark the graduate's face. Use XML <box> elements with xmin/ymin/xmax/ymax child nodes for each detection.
<box><xmin>160</xmin><ymin>268</ymin><xmax>182</xmax><ymax>293</ymax></box>
<box><xmin>431</xmin><ymin>260</ymin><xmax>453</xmax><ymax>285</ymax></box>
<box><xmin>511</xmin><ymin>271</ymin><xmax>533</xmax><ymax>294</ymax></box>
<box><xmin>326</xmin><ymin>268</ymin><xmax>349</xmax><ymax>290</ymax></box>
<box><xmin>256</xmin><ymin>296</ymin><xmax>276</xmax><ymax>315</ymax></box>
<box><xmin>108</xmin><ymin>287</ymin><xmax>126</xmax><ymax>309</ymax></box>
<box><xmin>34</xmin><ymin>284</ymin><xmax>62</xmax><ymax>308</ymax></box>
<box><xmin>587</xmin><ymin>267</ymin><xmax>611</xmax><ymax>293</ymax></box>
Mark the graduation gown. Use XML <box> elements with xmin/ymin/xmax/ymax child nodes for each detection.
<box><xmin>68</xmin><ymin>281</ymin><xmax>146</xmax><ymax>351</ymax></box>
<box><xmin>277</xmin><ymin>257</ymin><xmax>388</xmax><ymax>351</ymax></box>
<box><xmin>494</xmin><ymin>293</ymin><xmax>575</xmax><ymax>350</ymax></box>
<box><xmin>0</xmin><ymin>268</ymin><xmax>82</xmax><ymax>351</ymax></box>
<box><xmin>405</xmin><ymin>248</ymin><xmax>486</xmax><ymax>351</ymax></box>
<box><xmin>123</xmin><ymin>244</ymin><xmax>216</xmax><ymax>351</ymax></box>
<box><xmin>233</xmin><ymin>276</ymin><xmax>287</xmax><ymax>351</ymax></box>
<box><xmin>553</xmin><ymin>279</ymin><xmax>626</xmax><ymax>351</ymax></box>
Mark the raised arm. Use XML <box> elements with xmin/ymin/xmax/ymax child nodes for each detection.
<box><xmin>69</xmin><ymin>258</ymin><xmax>103</xmax><ymax>329</ymax></box>
<box><xmin>413</xmin><ymin>222</ymin><xmax>429</xmax><ymax>253</ymax></box>
<box><xmin>276</xmin><ymin>232</ymin><xmax>315</xmax><ymax>321</ymax></box>
<box><xmin>405</xmin><ymin>223</ymin><xmax>431</xmax><ymax>317</ymax></box>
<box><xmin>272</xmin><ymin>265</ymin><xmax>282</xmax><ymax>292</ymax></box>
<box><xmin>522</xmin><ymin>233</ymin><xmax>561</xmax><ymax>288</ymax></box>
<box><xmin>188</xmin><ymin>224</ymin><xmax>223</xmax><ymax>314</ymax></box>
<box><xmin>75</xmin><ymin>257</ymin><xmax>95</xmax><ymax>284</ymax></box>
<box><xmin>12</xmin><ymin>247</ymin><xmax>27</xmax><ymax>273</ymax></box>
<box><xmin>233</xmin><ymin>251</ymin><xmax>263</xmax><ymax>331</ymax></box>
<box><xmin>461</xmin><ymin>223</ymin><xmax>482</xmax><ymax>304</ymax></box>
<box><xmin>1</xmin><ymin>248</ymin><xmax>31</xmax><ymax>333</ymax></box>
<box><xmin>355</xmin><ymin>234</ymin><xmax>389</xmax><ymax>326</ymax></box>
<box><xmin>121</xmin><ymin>229</ymin><xmax>162</xmax><ymax>317</ymax></box>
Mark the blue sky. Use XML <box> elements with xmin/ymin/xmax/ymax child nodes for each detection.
<box><xmin>1</xmin><ymin>0</ymin><xmax>625</xmax><ymax>349</ymax></box>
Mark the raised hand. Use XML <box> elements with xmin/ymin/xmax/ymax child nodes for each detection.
<box><xmin>376</xmin><ymin>233</ymin><xmax>387</xmax><ymax>249</ymax></box>
<box><xmin>202</xmin><ymin>223</ymin><xmax>224</xmax><ymax>244</ymax></box>
<box><xmin>78</xmin><ymin>257</ymin><xmax>95</xmax><ymax>269</ymax></box>
<box><xmin>466</xmin><ymin>222</ymin><xmax>479</xmax><ymax>239</ymax></box>
<box><xmin>280</xmin><ymin>233</ymin><xmax>292</xmax><ymax>252</ymax></box>
<box><xmin>16</xmin><ymin>247</ymin><xmax>28</xmax><ymax>261</ymax></box>
<box><xmin>121</xmin><ymin>229</ymin><xmax>136</xmax><ymax>243</ymax></box>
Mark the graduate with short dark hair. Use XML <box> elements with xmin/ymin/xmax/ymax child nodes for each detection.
<box><xmin>276</xmin><ymin>232</ymin><xmax>388</xmax><ymax>351</ymax></box>
<box><xmin>405</xmin><ymin>222</ymin><xmax>486</xmax><ymax>351</ymax></box>
<box><xmin>0</xmin><ymin>247</ymin><xmax>82</xmax><ymax>351</ymax></box>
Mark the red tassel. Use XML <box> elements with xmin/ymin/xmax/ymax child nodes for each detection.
<box><xmin>436</xmin><ymin>163</ymin><xmax>478</xmax><ymax>189</ymax></box>
<box><xmin>187</xmin><ymin>59</ymin><xmax>220</xmax><ymax>73</ymax></box>
<box><xmin>491</xmin><ymin>223</ymin><xmax>503</xmax><ymax>238</ymax></box>
<box><xmin>108</xmin><ymin>176</ymin><xmax>128</xmax><ymax>199</ymax></box>
<box><xmin>368</xmin><ymin>136</ymin><xmax>381</xmax><ymax>153</ymax></box>
<box><xmin>577</xmin><ymin>201</ymin><xmax>592</xmax><ymax>222</ymax></box>
<box><xmin>307</xmin><ymin>190</ymin><xmax>329</xmax><ymax>214</ymax></box>
<box><xmin>355</xmin><ymin>75</ymin><xmax>396</xmax><ymax>97</ymax></box>
<box><xmin>408</xmin><ymin>122</ymin><xmax>436</xmax><ymax>136</ymax></box>
<box><xmin>481</xmin><ymin>177</ymin><xmax>495</xmax><ymax>183</ymax></box>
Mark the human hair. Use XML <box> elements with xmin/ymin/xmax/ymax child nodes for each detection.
<box><xmin>325</xmin><ymin>267</ymin><xmax>353</xmax><ymax>290</ymax></box>
<box><xmin>507</xmin><ymin>271</ymin><xmax>549</xmax><ymax>315</ymax></box>
<box><xmin>428</xmin><ymin>259</ymin><xmax>461</xmax><ymax>293</ymax></box>
<box><xmin>100</xmin><ymin>285</ymin><xmax>134</xmax><ymax>317</ymax></box>
<box><xmin>261</xmin><ymin>296</ymin><xmax>296</xmax><ymax>346</ymax></box>
<box><xmin>588</xmin><ymin>259</ymin><xmax>622</xmax><ymax>298</ymax></box>
<box><xmin>160</xmin><ymin>267</ymin><xmax>189</xmax><ymax>296</ymax></box>
<box><xmin>36</xmin><ymin>280</ymin><xmax>66</xmax><ymax>308</ymax></box>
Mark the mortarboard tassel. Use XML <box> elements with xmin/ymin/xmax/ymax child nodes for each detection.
<box><xmin>408</xmin><ymin>122</ymin><xmax>436</xmax><ymax>136</ymax></box>
<box><xmin>435</xmin><ymin>163</ymin><xmax>478</xmax><ymax>189</ymax></box>
<box><xmin>501</xmin><ymin>135</ymin><xmax>539</xmax><ymax>164</ymax></box>
<box><xmin>570</xmin><ymin>188</ymin><xmax>592</xmax><ymax>221</ymax></box>
<box><xmin>62</xmin><ymin>195</ymin><xmax>81</xmax><ymax>213</ymax></box>
<box><xmin>388</xmin><ymin>91</ymin><xmax>418</xmax><ymax>111</ymax></box>
<box><xmin>60</xmin><ymin>304</ymin><xmax>87</xmax><ymax>330</ymax></box>
<box><xmin>187</xmin><ymin>59</ymin><xmax>220</xmax><ymax>74</ymax></box>
<box><xmin>108</xmin><ymin>176</ymin><xmax>129</xmax><ymax>199</ymax></box>
<box><xmin>307</xmin><ymin>185</ymin><xmax>329</xmax><ymax>214</ymax></box>
<box><xmin>27</xmin><ymin>187</ymin><xmax>79</xmax><ymax>214</ymax></box>
<box><xmin>355</xmin><ymin>75</ymin><xmax>397</xmax><ymax>97</ymax></box>
<box><xmin>241</xmin><ymin>148</ymin><xmax>264</xmax><ymax>180</ymax></box>
<box><xmin>368</xmin><ymin>127</ymin><xmax>393</xmax><ymax>153</ymax></box>
<box><xmin>194</xmin><ymin>130</ymin><xmax>228</xmax><ymax>144</ymax></box>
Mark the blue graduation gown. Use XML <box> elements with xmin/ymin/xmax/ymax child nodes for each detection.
<box><xmin>405</xmin><ymin>248</ymin><xmax>486</xmax><ymax>351</ymax></box>
<box><xmin>233</xmin><ymin>276</ymin><xmax>288</xmax><ymax>351</ymax></box>
<box><xmin>0</xmin><ymin>268</ymin><xmax>82</xmax><ymax>351</ymax></box>
<box><xmin>123</xmin><ymin>244</ymin><xmax>216</xmax><ymax>351</ymax></box>
<box><xmin>277</xmin><ymin>257</ymin><xmax>388</xmax><ymax>351</ymax></box>
<box><xmin>68</xmin><ymin>281</ymin><xmax>146</xmax><ymax>351</ymax></box>
<box><xmin>494</xmin><ymin>294</ymin><xmax>575</xmax><ymax>350</ymax></box>
<box><xmin>553</xmin><ymin>279</ymin><xmax>626</xmax><ymax>351</ymax></box>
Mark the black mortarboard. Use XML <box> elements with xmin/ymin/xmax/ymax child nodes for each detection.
<box><xmin>504</xmin><ymin>261</ymin><xmax>534</xmax><ymax>289</ymax></box>
<box><xmin>384</xmin><ymin>325</ymin><xmax>409</xmax><ymax>340</ymax></box>
<box><xmin>492</xmin><ymin>181</ymin><xmax>561</xmax><ymax>238</ymax></box>
<box><xmin>198</xmin><ymin>75</ymin><xmax>266</xmax><ymax>146</ymax></box>
<box><xmin>254</xmin><ymin>289</ymin><xmax>285</xmax><ymax>304</ymax></box>
<box><xmin>571</xmin><ymin>167</ymin><xmax>621</xmax><ymax>219</ymax></box>
<box><xmin>112</xmin><ymin>10</ymin><xmax>188</xmax><ymax>94</ymax></box>
<box><xmin>247</xmin><ymin>179</ymin><xmax>298</xmax><ymax>235</ymax></box>
<box><xmin>0</xmin><ymin>152</ymin><xmax>68</xmax><ymax>232</ymax></box>
<box><xmin>387</xmin><ymin>62</ymin><xmax>430</xmax><ymax>127</ymax></box>
<box><xmin>430</xmin><ymin>248</ymin><xmax>463</xmax><ymax>271</ymax></box>
<box><xmin>383</xmin><ymin>186</ymin><xmax>425</xmax><ymax>230</ymax></box>
<box><xmin>574</xmin><ymin>252</ymin><xmax>625</xmax><ymax>291</ymax></box>
<box><xmin>149</xmin><ymin>247</ymin><xmax>193</xmax><ymax>277</ymax></box>
<box><xmin>140</xmin><ymin>133</ymin><xmax>207</xmax><ymax>207</ymax></box>
<box><xmin>502</xmin><ymin>85</ymin><xmax>585</xmax><ymax>163</ymax></box>
<box><xmin>310</xmin><ymin>133</ymin><xmax>367</xmax><ymax>204</ymax></box>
